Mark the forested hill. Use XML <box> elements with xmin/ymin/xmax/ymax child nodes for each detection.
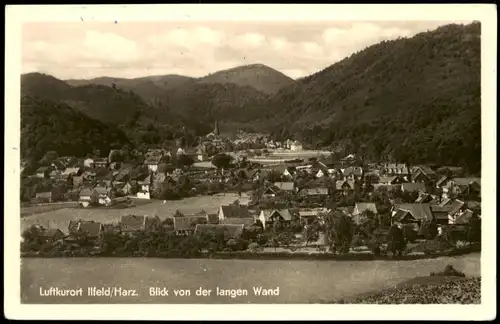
<box><xmin>20</xmin><ymin>73</ymin><xmax>207</xmax><ymax>157</ymax></box>
<box><xmin>258</xmin><ymin>22</ymin><xmax>481</xmax><ymax>174</ymax></box>
<box><xmin>21</xmin><ymin>96</ymin><xmax>131</xmax><ymax>160</ymax></box>
<box><xmin>197</xmin><ymin>63</ymin><xmax>295</xmax><ymax>95</ymax></box>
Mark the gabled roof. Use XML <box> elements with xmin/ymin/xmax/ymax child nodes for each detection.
<box><xmin>392</xmin><ymin>209</ymin><xmax>413</xmax><ymax>222</ymax></box>
<box><xmin>194</xmin><ymin>224</ymin><xmax>244</xmax><ymax>239</ymax></box>
<box><xmin>354</xmin><ymin>202</ymin><xmax>378</xmax><ymax>215</ymax></box>
<box><xmin>300</xmin><ymin>187</ymin><xmax>329</xmax><ymax>196</ymax></box>
<box><xmin>430</xmin><ymin>205</ymin><xmax>452</xmax><ymax>220</ymax></box>
<box><xmin>173</xmin><ymin>215</ymin><xmax>207</xmax><ymax>231</ymax></box>
<box><xmin>259</xmin><ymin>209</ymin><xmax>293</xmax><ymax>221</ymax></box>
<box><xmin>120</xmin><ymin>215</ymin><xmax>147</xmax><ymax>232</ymax></box>
<box><xmin>35</xmin><ymin>166</ymin><xmax>49</xmax><ymax>173</ymax></box>
<box><xmin>436</xmin><ymin>175</ymin><xmax>449</xmax><ymax>187</ymax></box>
<box><xmin>439</xmin><ymin>198</ymin><xmax>452</xmax><ymax>207</ymax></box>
<box><xmin>451</xmin><ymin>177</ymin><xmax>481</xmax><ymax>187</ymax></box>
<box><xmin>220</xmin><ymin>205</ymin><xmax>252</xmax><ymax>219</ymax></box>
<box><xmin>394</xmin><ymin>203</ymin><xmax>433</xmax><ymax>222</ymax></box>
<box><xmin>68</xmin><ymin>220</ymin><xmax>103</xmax><ymax>237</ymax></box>
<box><xmin>220</xmin><ymin>218</ymin><xmax>256</xmax><ymax>226</ymax></box>
<box><xmin>455</xmin><ymin>209</ymin><xmax>474</xmax><ymax>224</ymax></box>
<box><xmin>448</xmin><ymin>199</ymin><xmax>465</xmax><ymax>216</ymax></box>
<box><xmin>273</xmin><ymin>182</ymin><xmax>295</xmax><ymax>191</ymax></box>
<box><xmin>62</xmin><ymin>167</ymin><xmax>81</xmax><ymax>176</ymax></box>
<box><xmin>378</xmin><ymin>176</ymin><xmax>398</xmax><ymax>184</ymax></box>
<box><xmin>414</xmin><ymin>165</ymin><xmax>436</xmax><ymax>176</ymax></box>
<box><xmin>401</xmin><ymin>182</ymin><xmax>426</xmax><ymax>192</ymax></box>
<box><xmin>336</xmin><ymin>180</ymin><xmax>354</xmax><ymax>190</ymax></box>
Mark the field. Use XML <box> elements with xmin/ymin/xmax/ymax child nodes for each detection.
<box><xmin>21</xmin><ymin>202</ymin><xmax>79</xmax><ymax>217</ymax></box>
<box><xmin>21</xmin><ymin>253</ymin><xmax>480</xmax><ymax>304</ymax></box>
<box><xmin>20</xmin><ymin>193</ymin><xmax>249</xmax><ymax>232</ymax></box>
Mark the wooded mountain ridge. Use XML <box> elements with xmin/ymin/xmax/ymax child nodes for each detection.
<box><xmin>21</xmin><ymin>22</ymin><xmax>481</xmax><ymax>173</ymax></box>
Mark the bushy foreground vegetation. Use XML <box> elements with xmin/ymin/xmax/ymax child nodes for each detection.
<box><xmin>339</xmin><ymin>265</ymin><xmax>479</xmax><ymax>304</ymax></box>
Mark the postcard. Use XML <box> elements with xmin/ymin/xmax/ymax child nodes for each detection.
<box><xmin>4</xmin><ymin>4</ymin><xmax>497</xmax><ymax>321</ymax></box>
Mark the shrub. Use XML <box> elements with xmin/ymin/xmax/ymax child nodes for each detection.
<box><xmin>455</xmin><ymin>240</ymin><xmax>468</xmax><ymax>249</ymax></box>
<box><xmin>248</xmin><ymin>242</ymin><xmax>263</xmax><ymax>252</ymax></box>
<box><xmin>430</xmin><ymin>265</ymin><xmax>466</xmax><ymax>277</ymax></box>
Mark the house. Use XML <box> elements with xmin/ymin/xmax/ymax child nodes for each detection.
<box><xmin>336</xmin><ymin>180</ymin><xmax>355</xmax><ymax>194</ymax></box>
<box><xmin>206</xmin><ymin>213</ymin><xmax>219</xmax><ymax>224</ymax></box>
<box><xmin>273</xmin><ymin>182</ymin><xmax>295</xmax><ymax>192</ymax></box>
<box><xmin>436</xmin><ymin>166</ymin><xmax>464</xmax><ymax>178</ymax></box>
<box><xmin>220</xmin><ymin>217</ymin><xmax>256</xmax><ymax>227</ymax></box>
<box><xmin>297</xmin><ymin>208</ymin><xmax>323</xmax><ymax>224</ymax></box>
<box><xmin>435</xmin><ymin>175</ymin><xmax>449</xmax><ymax>189</ymax></box>
<box><xmin>381</xmin><ymin>163</ymin><xmax>409</xmax><ymax>176</ymax></box>
<box><xmin>263</xmin><ymin>185</ymin><xmax>280</xmax><ymax>197</ymax></box>
<box><xmin>378</xmin><ymin>176</ymin><xmax>400</xmax><ymax>185</ymax></box>
<box><xmin>415</xmin><ymin>193</ymin><xmax>439</xmax><ymax>204</ymax></box>
<box><xmin>119</xmin><ymin>215</ymin><xmax>161</xmax><ymax>234</ymax></box>
<box><xmin>401</xmin><ymin>182</ymin><xmax>427</xmax><ymax>193</ymax></box>
<box><xmin>430</xmin><ymin>205</ymin><xmax>452</xmax><ymax>225</ymax></box>
<box><xmin>258</xmin><ymin>209</ymin><xmax>293</xmax><ymax>230</ymax></box>
<box><xmin>137</xmin><ymin>175</ymin><xmax>152</xmax><ymax>199</ymax></box>
<box><xmin>391</xmin><ymin>203</ymin><xmax>434</xmax><ymax>231</ymax></box>
<box><xmin>196</xmin><ymin>147</ymin><xmax>209</xmax><ymax>162</ymax></box>
<box><xmin>84</xmin><ymin>158</ymin><xmax>95</xmax><ymax>168</ymax></box>
<box><xmin>34</xmin><ymin>166</ymin><xmax>50</xmax><ymax>179</ymax></box>
<box><xmin>412</xmin><ymin>165</ymin><xmax>436</xmax><ymax>183</ymax></box>
<box><xmin>299</xmin><ymin>187</ymin><xmax>329</xmax><ymax>197</ymax></box>
<box><xmin>218</xmin><ymin>204</ymin><xmax>252</xmax><ymax>221</ymax></box>
<box><xmin>62</xmin><ymin>167</ymin><xmax>82</xmax><ymax>179</ymax></box>
<box><xmin>194</xmin><ymin>224</ymin><xmax>245</xmax><ymax>240</ymax></box>
<box><xmin>95</xmin><ymin>186</ymin><xmax>111</xmax><ymax>206</ymax></box>
<box><xmin>442</xmin><ymin>178</ymin><xmax>481</xmax><ymax>198</ymax></box>
<box><xmin>68</xmin><ymin>220</ymin><xmax>104</xmax><ymax>240</ymax></box>
<box><xmin>352</xmin><ymin>202</ymin><xmax>378</xmax><ymax>225</ymax></box>
<box><xmin>78</xmin><ymin>188</ymin><xmax>98</xmax><ymax>207</ymax></box>
<box><xmin>37</xmin><ymin>227</ymin><xmax>65</xmax><ymax>242</ymax></box>
<box><xmin>173</xmin><ymin>215</ymin><xmax>208</xmax><ymax>235</ymax></box>
<box><xmin>94</xmin><ymin>158</ymin><xmax>109</xmax><ymax>169</ymax></box>
<box><xmin>446</xmin><ymin>199</ymin><xmax>469</xmax><ymax>224</ymax></box>
<box><xmin>290</xmin><ymin>140</ymin><xmax>303</xmax><ymax>151</ymax></box>
<box><xmin>35</xmin><ymin>191</ymin><xmax>53</xmax><ymax>203</ymax></box>
<box><xmin>342</xmin><ymin>166</ymin><xmax>363</xmax><ymax>181</ymax></box>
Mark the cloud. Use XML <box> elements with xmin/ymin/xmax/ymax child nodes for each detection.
<box><xmin>82</xmin><ymin>30</ymin><xmax>140</xmax><ymax>63</ymax></box>
<box><xmin>21</xmin><ymin>21</ymin><xmax>457</xmax><ymax>80</ymax></box>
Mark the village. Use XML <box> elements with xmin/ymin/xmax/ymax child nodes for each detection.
<box><xmin>20</xmin><ymin>121</ymin><xmax>482</xmax><ymax>258</ymax></box>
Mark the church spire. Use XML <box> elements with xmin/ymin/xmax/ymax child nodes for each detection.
<box><xmin>214</xmin><ymin>119</ymin><xmax>220</xmax><ymax>136</ymax></box>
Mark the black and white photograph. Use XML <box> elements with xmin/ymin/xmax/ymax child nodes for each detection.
<box><xmin>4</xmin><ymin>4</ymin><xmax>497</xmax><ymax>321</ymax></box>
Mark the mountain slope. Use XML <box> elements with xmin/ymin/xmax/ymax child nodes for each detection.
<box><xmin>21</xmin><ymin>96</ymin><xmax>131</xmax><ymax>160</ymax></box>
<box><xmin>159</xmin><ymin>81</ymin><xmax>270</xmax><ymax>124</ymax></box>
<box><xmin>65</xmin><ymin>75</ymin><xmax>195</xmax><ymax>104</ymax></box>
<box><xmin>197</xmin><ymin>63</ymin><xmax>295</xmax><ymax>95</ymax></box>
<box><xmin>260</xmin><ymin>22</ymin><xmax>481</xmax><ymax>173</ymax></box>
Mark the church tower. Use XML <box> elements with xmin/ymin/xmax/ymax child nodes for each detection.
<box><xmin>213</xmin><ymin>119</ymin><xmax>220</xmax><ymax>136</ymax></box>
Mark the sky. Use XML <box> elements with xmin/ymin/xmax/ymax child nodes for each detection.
<box><xmin>22</xmin><ymin>20</ymin><xmax>468</xmax><ymax>80</ymax></box>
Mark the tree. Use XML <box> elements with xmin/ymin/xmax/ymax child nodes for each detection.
<box><xmin>324</xmin><ymin>212</ymin><xmax>354</xmax><ymax>254</ymax></box>
<box><xmin>173</xmin><ymin>210</ymin><xmax>184</xmax><ymax>218</ymax></box>
<box><xmin>387</xmin><ymin>225</ymin><xmax>406</xmax><ymax>257</ymax></box>
<box><xmin>277</xmin><ymin>231</ymin><xmax>294</xmax><ymax>248</ymax></box>
<box><xmin>467</xmin><ymin>215</ymin><xmax>481</xmax><ymax>243</ymax></box>
<box><xmin>39</xmin><ymin>151</ymin><xmax>58</xmax><ymax>166</ymax></box>
<box><xmin>177</xmin><ymin>154</ymin><xmax>194</xmax><ymax>169</ymax></box>
<box><xmin>303</xmin><ymin>221</ymin><xmax>321</xmax><ymax>247</ymax></box>
<box><xmin>211</xmin><ymin>153</ymin><xmax>233</xmax><ymax>170</ymax></box>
